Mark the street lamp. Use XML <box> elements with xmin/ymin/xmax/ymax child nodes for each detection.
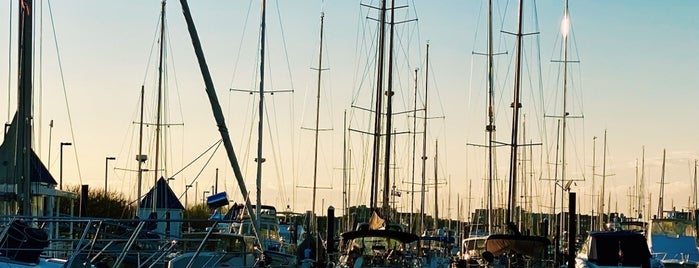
<box><xmin>202</xmin><ymin>191</ymin><xmax>210</xmax><ymax>205</ymax></box>
<box><xmin>185</xmin><ymin>184</ymin><xmax>192</xmax><ymax>210</ymax></box>
<box><xmin>104</xmin><ymin>156</ymin><xmax>116</xmax><ymax>194</ymax></box>
<box><xmin>59</xmin><ymin>142</ymin><xmax>72</xmax><ymax>190</ymax></box>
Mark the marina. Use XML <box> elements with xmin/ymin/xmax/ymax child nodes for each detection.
<box><xmin>1</xmin><ymin>0</ymin><xmax>699</xmax><ymax>267</ymax></box>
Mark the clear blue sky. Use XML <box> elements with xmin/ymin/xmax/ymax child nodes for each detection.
<box><xmin>1</xmin><ymin>0</ymin><xmax>698</xmax><ymax>220</ymax></box>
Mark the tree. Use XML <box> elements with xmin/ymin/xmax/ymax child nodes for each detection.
<box><xmin>58</xmin><ymin>185</ymin><xmax>135</xmax><ymax>219</ymax></box>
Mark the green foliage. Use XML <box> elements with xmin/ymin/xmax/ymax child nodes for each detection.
<box><xmin>58</xmin><ymin>185</ymin><xmax>135</xmax><ymax>219</ymax></box>
<box><xmin>183</xmin><ymin>203</ymin><xmax>215</xmax><ymax>231</ymax></box>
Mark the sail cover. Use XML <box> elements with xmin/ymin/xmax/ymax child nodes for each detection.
<box><xmin>484</xmin><ymin>234</ymin><xmax>550</xmax><ymax>258</ymax></box>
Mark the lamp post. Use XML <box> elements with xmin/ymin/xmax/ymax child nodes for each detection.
<box><xmin>185</xmin><ymin>184</ymin><xmax>192</xmax><ymax>210</ymax></box>
<box><xmin>203</xmin><ymin>191</ymin><xmax>210</xmax><ymax>205</ymax></box>
<box><xmin>104</xmin><ymin>156</ymin><xmax>116</xmax><ymax>194</ymax></box>
<box><xmin>59</xmin><ymin>142</ymin><xmax>72</xmax><ymax>190</ymax></box>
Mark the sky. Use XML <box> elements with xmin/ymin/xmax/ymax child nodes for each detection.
<box><xmin>1</xmin><ymin>0</ymin><xmax>698</xmax><ymax>222</ymax></box>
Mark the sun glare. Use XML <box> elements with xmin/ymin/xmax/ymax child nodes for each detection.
<box><xmin>561</xmin><ymin>14</ymin><xmax>570</xmax><ymax>37</ymax></box>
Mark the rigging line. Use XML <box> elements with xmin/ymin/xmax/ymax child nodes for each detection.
<box><xmin>6</xmin><ymin>0</ymin><xmax>12</xmax><ymax>123</ymax></box>
<box><xmin>242</xmin><ymin>95</ymin><xmax>256</xmax><ymax>185</ymax></box>
<box><xmin>350</xmin><ymin>6</ymin><xmax>373</xmax><ymax>106</ymax></box>
<box><xmin>273</xmin><ymin>0</ymin><xmax>295</xmax><ymax>90</ymax></box>
<box><xmin>410</xmin><ymin>0</ymin><xmax>422</xmax><ymax>62</ymax></box>
<box><xmin>141</xmin><ymin>11</ymin><xmax>162</xmax><ymax>86</ymax></box>
<box><xmin>112</xmin><ymin>95</ymin><xmax>144</xmax><ymax>194</ymax></box>
<box><xmin>165</xmin><ymin>21</ymin><xmax>185</xmax><ymax>132</ymax></box>
<box><xmin>228</xmin><ymin>0</ymin><xmax>255</xmax><ymax>88</ymax></box>
<box><xmin>427</xmin><ymin>57</ymin><xmax>446</xmax><ymax>122</ymax></box>
<box><xmin>175</xmin><ymin>139</ymin><xmax>224</xmax><ymax>201</ymax></box>
<box><xmin>162</xmin><ymin>21</ymin><xmax>188</xmax><ymax>175</ymax></box>
<box><xmin>47</xmin><ymin>0</ymin><xmax>82</xmax><ymax>183</ymax></box>
<box><xmin>272</xmin><ymin>0</ymin><xmax>297</xmax><ymax>205</ymax></box>
<box><xmin>266</xmin><ymin>96</ymin><xmax>289</xmax><ymax>206</ymax></box>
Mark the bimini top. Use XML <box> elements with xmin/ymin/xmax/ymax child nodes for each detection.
<box><xmin>484</xmin><ymin>234</ymin><xmax>550</xmax><ymax>258</ymax></box>
<box><xmin>580</xmin><ymin>230</ymin><xmax>651</xmax><ymax>267</ymax></box>
<box><xmin>340</xmin><ymin>229</ymin><xmax>419</xmax><ymax>244</ymax></box>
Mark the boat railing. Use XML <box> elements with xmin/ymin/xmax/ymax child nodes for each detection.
<box><xmin>652</xmin><ymin>251</ymin><xmax>692</xmax><ymax>263</ymax></box>
<box><xmin>0</xmin><ymin>215</ymin><xmax>258</xmax><ymax>267</ymax></box>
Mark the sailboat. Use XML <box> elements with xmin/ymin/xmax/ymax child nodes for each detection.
<box><xmin>0</xmin><ymin>0</ymin><xmax>110</xmax><ymax>267</ymax></box>
<box><xmin>646</xmin><ymin>150</ymin><xmax>699</xmax><ymax>268</ymax></box>
<box><xmin>223</xmin><ymin>0</ymin><xmax>298</xmax><ymax>266</ymax></box>
<box><xmin>335</xmin><ymin>0</ymin><xmax>420</xmax><ymax>267</ymax></box>
<box><xmin>477</xmin><ymin>0</ymin><xmax>550</xmax><ymax>266</ymax></box>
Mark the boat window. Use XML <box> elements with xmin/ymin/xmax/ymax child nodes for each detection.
<box><xmin>652</xmin><ymin>220</ymin><xmax>697</xmax><ymax>237</ymax></box>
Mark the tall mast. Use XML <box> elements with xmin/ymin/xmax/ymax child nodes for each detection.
<box><xmin>559</xmin><ymin>0</ymin><xmax>570</xmax><ymax>227</ymax></box>
<box><xmin>591</xmin><ymin>136</ymin><xmax>596</xmax><ymax>230</ymax></box>
<box><xmin>136</xmin><ymin>85</ymin><xmax>145</xmax><ymax>217</ymax></box>
<box><xmin>639</xmin><ymin>146</ymin><xmax>645</xmax><ymax>219</ymax></box>
<box><xmin>433</xmin><ymin>140</ymin><xmax>439</xmax><ymax>229</ymax></box>
<box><xmin>342</xmin><ymin>110</ymin><xmax>348</xmax><ymax>231</ymax></box>
<box><xmin>657</xmin><ymin>149</ymin><xmax>666</xmax><ymax>218</ymax></box>
<box><xmin>557</xmin><ymin>0</ymin><xmax>571</xmax><ymax>251</ymax></box>
<box><xmin>178</xmin><ymin>0</ymin><xmax>260</xmax><ymax>243</ymax></box>
<box><xmin>152</xmin><ymin>0</ymin><xmax>166</xmax><ymax>213</ymax></box>
<box><xmin>694</xmin><ymin>160</ymin><xmax>697</xmax><ymax>215</ymax></box>
<box><xmin>382</xmin><ymin>0</ymin><xmax>396</xmax><ymax>216</ymax></box>
<box><xmin>255</xmin><ymin>0</ymin><xmax>267</xmax><ymax>233</ymax></box>
<box><xmin>506</xmin><ymin>0</ymin><xmax>525</xmax><ymax>224</ymax></box>
<box><xmin>552</xmin><ymin>119</ymin><xmax>561</xmax><ymax>261</ymax></box>
<box><xmin>599</xmin><ymin>129</ymin><xmax>607</xmax><ymax>230</ymax></box>
<box><xmin>311</xmin><ymin>12</ymin><xmax>326</xmax><ymax>234</ymax></box>
<box><xmin>420</xmin><ymin>43</ymin><xmax>430</xmax><ymax>234</ymax></box>
<box><xmin>17</xmin><ymin>0</ymin><xmax>34</xmax><ymax>216</ymax></box>
<box><xmin>634</xmin><ymin>160</ymin><xmax>638</xmax><ymax>216</ymax></box>
<box><xmin>486</xmin><ymin>0</ymin><xmax>496</xmax><ymax>235</ymax></box>
<box><xmin>410</xmin><ymin>68</ymin><xmax>418</xmax><ymax>233</ymax></box>
<box><xmin>369</xmin><ymin>0</ymin><xmax>387</xmax><ymax>210</ymax></box>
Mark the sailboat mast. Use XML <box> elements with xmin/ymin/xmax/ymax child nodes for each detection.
<box><xmin>342</xmin><ymin>110</ymin><xmax>348</xmax><ymax>231</ymax></box>
<box><xmin>17</xmin><ymin>0</ymin><xmax>34</xmax><ymax>217</ymax></box>
<box><xmin>556</xmin><ymin>0</ymin><xmax>571</xmax><ymax>252</ymax></box>
<box><xmin>507</xmin><ymin>0</ymin><xmax>525</xmax><ymax>224</ymax></box>
<box><xmin>420</xmin><ymin>43</ymin><xmax>430</xmax><ymax>234</ymax></box>
<box><xmin>560</xmin><ymin>0</ymin><xmax>570</xmax><ymax>225</ymax></box>
<box><xmin>382</xmin><ymin>0</ymin><xmax>397</xmax><ymax>216</ymax></box>
<box><xmin>255</xmin><ymin>0</ymin><xmax>267</xmax><ymax>232</ymax></box>
<box><xmin>694</xmin><ymin>160</ymin><xmax>697</xmax><ymax>215</ymax></box>
<box><xmin>410</xmin><ymin>68</ymin><xmax>418</xmax><ymax>233</ymax></box>
<box><xmin>153</xmin><ymin>0</ymin><xmax>166</xmax><ymax>213</ymax></box>
<box><xmin>369</xmin><ymin>0</ymin><xmax>387</xmax><ymax>210</ymax></box>
<box><xmin>434</xmin><ymin>140</ymin><xmax>439</xmax><ymax>229</ymax></box>
<box><xmin>137</xmin><ymin>85</ymin><xmax>145</xmax><ymax>217</ymax></box>
<box><xmin>177</xmin><ymin>0</ymin><xmax>260</xmax><ymax>242</ymax></box>
<box><xmin>599</xmin><ymin>129</ymin><xmax>607</xmax><ymax>230</ymax></box>
<box><xmin>311</xmin><ymin>12</ymin><xmax>325</xmax><ymax>233</ymax></box>
<box><xmin>640</xmin><ymin>146</ymin><xmax>645</xmax><ymax>219</ymax></box>
<box><xmin>591</xmin><ymin>136</ymin><xmax>596</xmax><ymax>230</ymax></box>
<box><xmin>657</xmin><ymin>149</ymin><xmax>666</xmax><ymax>217</ymax></box>
<box><xmin>486</xmin><ymin>0</ymin><xmax>495</xmax><ymax>235</ymax></box>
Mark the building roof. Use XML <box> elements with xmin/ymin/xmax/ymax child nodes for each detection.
<box><xmin>139</xmin><ymin>177</ymin><xmax>185</xmax><ymax>210</ymax></box>
<box><xmin>0</xmin><ymin>114</ymin><xmax>57</xmax><ymax>185</ymax></box>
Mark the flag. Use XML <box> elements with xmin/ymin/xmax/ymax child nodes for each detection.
<box><xmin>391</xmin><ymin>189</ymin><xmax>401</xmax><ymax>197</ymax></box>
<box><xmin>368</xmin><ymin>211</ymin><xmax>385</xmax><ymax>230</ymax></box>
